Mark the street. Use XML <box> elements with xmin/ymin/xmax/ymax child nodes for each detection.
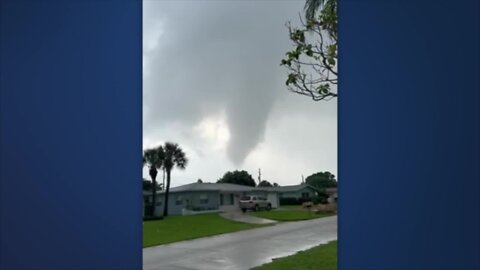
<box><xmin>143</xmin><ymin>215</ymin><xmax>337</xmax><ymax>270</ymax></box>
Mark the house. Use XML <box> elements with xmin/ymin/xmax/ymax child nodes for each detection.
<box><xmin>144</xmin><ymin>182</ymin><xmax>280</xmax><ymax>216</ymax></box>
<box><xmin>325</xmin><ymin>187</ymin><xmax>338</xmax><ymax>203</ymax></box>
<box><xmin>262</xmin><ymin>184</ymin><xmax>321</xmax><ymax>201</ymax></box>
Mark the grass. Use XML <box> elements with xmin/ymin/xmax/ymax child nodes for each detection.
<box><xmin>252</xmin><ymin>241</ymin><xmax>337</xmax><ymax>270</ymax></box>
<box><xmin>277</xmin><ymin>205</ymin><xmax>306</xmax><ymax>211</ymax></box>
<box><xmin>143</xmin><ymin>213</ymin><xmax>266</xmax><ymax>247</ymax></box>
<box><xmin>250</xmin><ymin>210</ymin><xmax>333</xmax><ymax>221</ymax></box>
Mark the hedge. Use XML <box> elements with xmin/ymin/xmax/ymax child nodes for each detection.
<box><xmin>279</xmin><ymin>196</ymin><xmax>328</xmax><ymax>206</ymax></box>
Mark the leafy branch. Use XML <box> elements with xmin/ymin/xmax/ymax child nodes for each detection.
<box><xmin>281</xmin><ymin>0</ymin><xmax>337</xmax><ymax>101</ymax></box>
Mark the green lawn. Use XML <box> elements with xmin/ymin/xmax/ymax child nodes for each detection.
<box><xmin>277</xmin><ymin>205</ymin><xmax>306</xmax><ymax>211</ymax></box>
<box><xmin>252</xmin><ymin>241</ymin><xmax>337</xmax><ymax>270</ymax></box>
<box><xmin>250</xmin><ymin>210</ymin><xmax>333</xmax><ymax>221</ymax></box>
<box><xmin>143</xmin><ymin>214</ymin><xmax>265</xmax><ymax>247</ymax></box>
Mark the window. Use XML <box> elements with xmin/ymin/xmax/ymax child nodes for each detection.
<box><xmin>302</xmin><ymin>192</ymin><xmax>310</xmax><ymax>198</ymax></box>
<box><xmin>199</xmin><ymin>194</ymin><xmax>208</xmax><ymax>204</ymax></box>
<box><xmin>176</xmin><ymin>196</ymin><xmax>183</xmax><ymax>205</ymax></box>
<box><xmin>230</xmin><ymin>194</ymin><xmax>234</xmax><ymax>205</ymax></box>
<box><xmin>156</xmin><ymin>201</ymin><xmax>162</xmax><ymax>206</ymax></box>
<box><xmin>220</xmin><ymin>194</ymin><xmax>224</xmax><ymax>205</ymax></box>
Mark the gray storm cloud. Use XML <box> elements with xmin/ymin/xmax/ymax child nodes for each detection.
<box><xmin>143</xmin><ymin>1</ymin><xmax>298</xmax><ymax>165</ymax></box>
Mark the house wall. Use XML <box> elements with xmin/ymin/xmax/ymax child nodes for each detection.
<box><xmin>219</xmin><ymin>191</ymin><xmax>247</xmax><ymax>212</ymax></box>
<box><xmin>279</xmin><ymin>187</ymin><xmax>318</xmax><ymax>199</ymax></box>
<box><xmin>149</xmin><ymin>190</ymin><xmax>220</xmax><ymax>216</ymax></box>
<box><xmin>267</xmin><ymin>192</ymin><xmax>279</xmax><ymax>208</ymax></box>
<box><xmin>185</xmin><ymin>191</ymin><xmax>220</xmax><ymax>212</ymax></box>
<box><xmin>151</xmin><ymin>194</ymin><xmax>177</xmax><ymax>216</ymax></box>
<box><xmin>144</xmin><ymin>188</ymin><xmax>283</xmax><ymax>216</ymax></box>
<box><xmin>327</xmin><ymin>192</ymin><xmax>338</xmax><ymax>203</ymax></box>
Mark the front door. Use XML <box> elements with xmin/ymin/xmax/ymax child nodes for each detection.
<box><xmin>219</xmin><ymin>192</ymin><xmax>238</xmax><ymax>212</ymax></box>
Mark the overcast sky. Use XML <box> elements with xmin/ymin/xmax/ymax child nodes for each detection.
<box><xmin>143</xmin><ymin>0</ymin><xmax>337</xmax><ymax>187</ymax></box>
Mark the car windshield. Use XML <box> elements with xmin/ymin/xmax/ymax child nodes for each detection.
<box><xmin>240</xmin><ymin>196</ymin><xmax>251</xmax><ymax>200</ymax></box>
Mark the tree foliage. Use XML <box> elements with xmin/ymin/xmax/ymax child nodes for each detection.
<box><xmin>305</xmin><ymin>171</ymin><xmax>337</xmax><ymax>190</ymax></box>
<box><xmin>281</xmin><ymin>0</ymin><xmax>337</xmax><ymax>101</ymax></box>
<box><xmin>258</xmin><ymin>180</ymin><xmax>273</xmax><ymax>187</ymax></box>
<box><xmin>217</xmin><ymin>170</ymin><xmax>256</xmax><ymax>187</ymax></box>
<box><xmin>143</xmin><ymin>142</ymin><xmax>188</xmax><ymax>218</ymax></box>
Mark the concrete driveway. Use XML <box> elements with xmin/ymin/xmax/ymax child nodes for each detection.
<box><xmin>143</xmin><ymin>215</ymin><xmax>337</xmax><ymax>270</ymax></box>
<box><xmin>219</xmin><ymin>211</ymin><xmax>278</xmax><ymax>225</ymax></box>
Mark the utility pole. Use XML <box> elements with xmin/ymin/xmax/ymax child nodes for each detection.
<box><xmin>258</xmin><ymin>168</ymin><xmax>262</xmax><ymax>185</ymax></box>
<box><xmin>302</xmin><ymin>174</ymin><xmax>304</xmax><ymax>184</ymax></box>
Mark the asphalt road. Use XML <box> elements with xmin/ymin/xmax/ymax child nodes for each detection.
<box><xmin>143</xmin><ymin>215</ymin><xmax>337</xmax><ymax>270</ymax></box>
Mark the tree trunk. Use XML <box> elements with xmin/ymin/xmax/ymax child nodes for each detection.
<box><xmin>162</xmin><ymin>168</ymin><xmax>165</xmax><ymax>191</ymax></box>
<box><xmin>163</xmin><ymin>169</ymin><xmax>171</xmax><ymax>217</ymax></box>
<box><xmin>151</xmin><ymin>176</ymin><xmax>157</xmax><ymax>216</ymax></box>
<box><xmin>149</xmin><ymin>166</ymin><xmax>158</xmax><ymax>217</ymax></box>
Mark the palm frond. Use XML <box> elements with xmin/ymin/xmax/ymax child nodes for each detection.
<box><xmin>162</xmin><ymin>142</ymin><xmax>188</xmax><ymax>170</ymax></box>
<box><xmin>304</xmin><ymin>0</ymin><xmax>325</xmax><ymax>20</ymax></box>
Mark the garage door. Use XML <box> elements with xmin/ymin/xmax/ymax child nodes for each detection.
<box><xmin>267</xmin><ymin>193</ymin><xmax>278</xmax><ymax>208</ymax></box>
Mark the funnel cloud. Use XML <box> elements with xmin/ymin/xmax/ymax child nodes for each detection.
<box><xmin>143</xmin><ymin>1</ymin><xmax>337</xmax><ymax>185</ymax></box>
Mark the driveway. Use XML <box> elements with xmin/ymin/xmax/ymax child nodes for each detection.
<box><xmin>143</xmin><ymin>215</ymin><xmax>337</xmax><ymax>270</ymax></box>
<box><xmin>219</xmin><ymin>211</ymin><xmax>278</xmax><ymax>225</ymax></box>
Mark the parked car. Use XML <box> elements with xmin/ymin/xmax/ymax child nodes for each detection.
<box><xmin>239</xmin><ymin>195</ymin><xmax>272</xmax><ymax>212</ymax></box>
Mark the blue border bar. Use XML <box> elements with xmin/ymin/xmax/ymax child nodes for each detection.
<box><xmin>1</xmin><ymin>1</ymin><xmax>142</xmax><ymax>269</ymax></box>
<box><xmin>339</xmin><ymin>0</ymin><xmax>479</xmax><ymax>269</ymax></box>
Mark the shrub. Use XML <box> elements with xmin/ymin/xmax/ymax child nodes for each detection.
<box><xmin>280</xmin><ymin>196</ymin><xmax>328</xmax><ymax>206</ymax></box>
<box><xmin>143</xmin><ymin>216</ymin><xmax>163</xmax><ymax>221</ymax></box>
<box><xmin>280</xmin><ymin>197</ymin><xmax>301</xmax><ymax>205</ymax></box>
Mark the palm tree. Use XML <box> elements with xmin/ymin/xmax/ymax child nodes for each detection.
<box><xmin>305</xmin><ymin>0</ymin><xmax>328</xmax><ymax>20</ymax></box>
<box><xmin>143</xmin><ymin>146</ymin><xmax>165</xmax><ymax>216</ymax></box>
<box><xmin>162</xmin><ymin>142</ymin><xmax>188</xmax><ymax>217</ymax></box>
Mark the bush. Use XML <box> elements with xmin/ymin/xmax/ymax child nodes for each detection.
<box><xmin>280</xmin><ymin>196</ymin><xmax>327</xmax><ymax>206</ymax></box>
<box><xmin>143</xmin><ymin>216</ymin><xmax>163</xmax><ymax>221</ymax></box>
<box><xmin>144</xmin><ymin>206</ymin><xmax>154</xmax><ymax>216</ymax></box>
<box><xmin>312</xmin><ymin>196</ymin><xmax>328</xmax><ymax>204</ymax></box>
<box><xmin>280</xmin><ymin>197</ymin><xmax>301</xmax><ymax>205</ymax></box>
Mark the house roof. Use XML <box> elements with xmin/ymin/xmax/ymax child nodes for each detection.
<box><xmin>145</xmin><ymin>182</ymin><xmax>258</xmax><ymax>195</ymax></box>
<box><xmin>259</xmin><ymin>184</ymin><xmax>320</xmax><ymax>193</ymax></box>
<box><xmin>170</xmin><ymin>182</ymin><xmax>255</xmax><ymax>193</ymax></box>
<box><xmin>144</xmin><ymin>182</ymin><xmax>324</xmax><ymax>195</ymax></box>
<box><xmin>325</xmin><ymin>187</ymin><xmax>338</xmax><ymax>195</ymax></box>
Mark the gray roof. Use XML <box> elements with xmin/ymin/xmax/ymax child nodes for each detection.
<box><xmin>144</xmin><ymin>182</ymin><xmax>321</xmax><ymax>195</ymax></box>
<box><xmin>170</xmin><ymin>182</ymin><xmax>255</xmax><ymax>193</ymax></box>
<box><xmin>259</xmin><ymin>184</ymin><xmax>320</xmax><ymax>193</ymax></box>
<box><xmin>325</xmin><ymin>187</ymin><xmax>338</xmax><ymax>195</ymax></box>
<box><xmin>146</xmin><ymin>182</ymin><xmax>259</xmax><ymax>195</ymax></box>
